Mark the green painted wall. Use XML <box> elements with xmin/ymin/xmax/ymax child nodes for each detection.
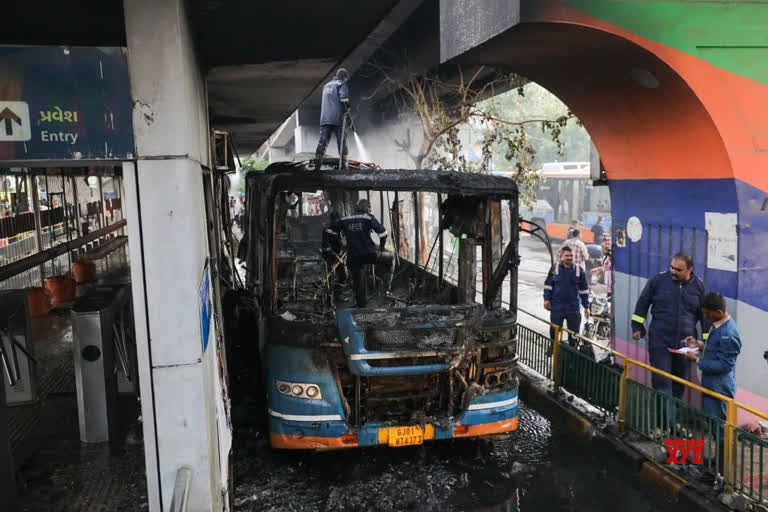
<box><xmin>561</xmin><ymin>0</ymin><xmax>768</xmax><ymax>85</ymax></box>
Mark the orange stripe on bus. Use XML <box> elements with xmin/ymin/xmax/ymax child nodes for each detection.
<box><xmin>270</xmin><ymin>432</ymin><xmax>359</xmax><ymax>450</ymax></box>
<box><xmin>453</xmin><ymin>416</ymin><xmax>519</xmax><ymax>438</ymax></box>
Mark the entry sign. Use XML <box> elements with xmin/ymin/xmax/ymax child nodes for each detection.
<box><xmin>0</xmin><ymin>101</ymin><xmax>31</xmax><ymax>141</ymax></box>
<box><xmin>0</xmin><ymin>46</ymin><xmax>134</xmax><ymax>162</ymax></box>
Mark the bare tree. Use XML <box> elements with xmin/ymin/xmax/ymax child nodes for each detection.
<box><xmin>363</xmin><ymin>63</ymin><xmax>577</xmax><ymax>263</ymax></box>
<box><xmin>388</xmin><ymin>66</ymin><xmax>575</xmax><ymax>197</ymax></box>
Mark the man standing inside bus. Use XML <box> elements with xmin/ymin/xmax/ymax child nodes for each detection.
<box><xmin>544</xmin><ymin>246</ymin><xmax>590</xmax><ymax>348</ymax></box>
<box><xmin>336</xmin><ymin>199</ymin><xmax>394</xmax><ymax>307</ymax></box>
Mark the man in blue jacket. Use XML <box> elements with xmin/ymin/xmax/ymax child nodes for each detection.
<box><xmin>684</xmin><ymin>292</ymin><xmax>741</xmax><ymax>476</ymax></box>
<box><xmin>314</xmin><ymin>68</ymin><xmax>351</xmax><ymax>169</ymax></box>
<box><xmin>544</xmin><ymin>246</ymin><xmax>590</xmax><ymax>347</ymax></box>
<box><xmin>335</xmin><ymin>199</ymin><xmax>394</xmax><ymax>307</ymax></box>
<box><xmin>632</xmin><ymin>252</ymin><xmax>708</xmax><ymax>399</ymax></box>
<box><xmin>684</xmin><ymin>292</ymin><xmax>741</xmax><ymax>419</ymax></box>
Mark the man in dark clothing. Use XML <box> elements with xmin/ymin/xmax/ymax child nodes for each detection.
<box><xmin>315</xmin><ymin>68</ymin><xmax>351</xmax><ymax>169</ymax></box>
<box><xmin>591</xmin><ymin>216</ymin><xmax>605</xmax><ymax>242</ymax></box>
<box><xmin>335</xmin><ymin>199</ymin><xmax>394</xmax><ymax>307</ymax></box>
<box><xmin>566</xmin><ymin>220</ymin><xmax>579</xmax><ymax>239</ymax></box>
<box><xmin>544</xmin><ymin>246</ymin><xmax>590</xmax><ymax>347</ymax></box>
<box><xmin>685</xmin><ymin>292</ymin><xmax>741</xmax><ymax>477</ymax></box>
<box><xmin>321</xmin><ymin>211</ymin><xmax>347</xmax><ymax>301</ymax></box>
<box><xmin>632</xmin><ymin>252</ymin><xmax>709</xmax><ymax>399</ymax></box>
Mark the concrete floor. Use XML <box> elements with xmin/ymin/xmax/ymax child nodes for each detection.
<box><xmin>6</xmin><ymin>231</ymin><xmax>611</xmax><ymax>510</ymax></box>
<box><xmin>7</xmin><ymin>248</ymin><xmax>148</xmax><ymax>511</ymax></box>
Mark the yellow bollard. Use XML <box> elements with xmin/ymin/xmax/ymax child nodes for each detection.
<box><xmin>723</xmin><ymin>400</ymin><xmax>738</xmax><ymax>486</ymax></box>
<box><xmin>552</xmin><ymin>325</ymin><xmax>562</xmax><ymax>385</ymax></box>
<box><xmin>617</xmin><ymin>360</ymin><xmax>631</xmax><ymax>431</ymax></box>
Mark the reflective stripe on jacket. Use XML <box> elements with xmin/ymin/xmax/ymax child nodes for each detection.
<box><xmin>544</xmin><ymin>263</ymin><xmax>590</xmax><ymax>313</ymax></box>
<box><xmin>334</xmin><ymin>210</ymin><xmax>386</xmax><ymax>259</ymax></box>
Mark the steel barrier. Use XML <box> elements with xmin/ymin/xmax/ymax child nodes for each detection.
<box><xmin>516</xmin><ymin>324</ymin><xmax>551</xmax><ymax>377</ymax></box>
<box><xmin>557</xmin><ymin>343</ymin><xmax>620</xmax><ymax>417</ymax></box>
<box><xmin>516</xmin><ymin>307</ymin><xmax>768</xmax><ymax>502</ymax></box>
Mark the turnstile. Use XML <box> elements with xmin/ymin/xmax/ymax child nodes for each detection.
<box><xmin>0</xmin><ymin>291</ymin><xmax>36</xmax><ymax>406</ymax></box>
<box><xmin>71</xmin><ymin>285</ymin><xmax>131</xmax><ymax>443</ymax></box>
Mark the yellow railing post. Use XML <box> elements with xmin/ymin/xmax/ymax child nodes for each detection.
<box><xmin>617</xmin><ymin>359</ymin><xmax>631</xmax><ymax>431</ymax></box>
<box><xmin>723</xmin><ymin>400</ymin><xmax>738</xmax><ymax>486</ymax></box>
<box><xmin>551</xmin><ymin>325</ymin><xmax>561</xmax><ymax>385</ymax></box>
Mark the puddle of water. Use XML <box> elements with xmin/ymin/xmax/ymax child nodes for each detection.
<box><xmin>232</xmin><ymin>402</ymin><xmax>676</xmax><ymax>512</ymax></box>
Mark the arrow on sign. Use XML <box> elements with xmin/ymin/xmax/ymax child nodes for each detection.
<box><xmin>0</xmin><ymin>107</ymin><xmax>22</xmax><ymax>136</ymax></box>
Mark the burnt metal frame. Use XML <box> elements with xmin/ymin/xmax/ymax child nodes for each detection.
<box><xmin>246</xmin><ymin>167</ymin><xmax>519</xmax><ymax>314</ymax></box>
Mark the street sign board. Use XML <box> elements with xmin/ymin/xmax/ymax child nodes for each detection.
<box><xmin>0</xmin><ymin>46</ymin><xmax>134</xmax><ymax>164</ymax></box>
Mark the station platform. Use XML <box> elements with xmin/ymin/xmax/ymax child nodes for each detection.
<box><xmin>7</xmin><ymin>247</ymin><xmax>147</xmax><ymax>511</ymax></box>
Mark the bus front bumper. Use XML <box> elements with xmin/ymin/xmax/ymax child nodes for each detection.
<box><xmin>269</xmin><ymin>392</ymin><xmax>519</xmax><ymax>450</ymax></box>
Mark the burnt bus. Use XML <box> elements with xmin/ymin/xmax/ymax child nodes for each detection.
<box><xmin>244</xmin><ymin>163</ymin><xmax>522</xmax><ymax>449</ymax></box>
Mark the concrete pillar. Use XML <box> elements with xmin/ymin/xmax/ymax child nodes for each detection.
<box><xmin>124</xmin><ymin>1</ymin><xmax>225</xmax><ymax>511</ymax></box>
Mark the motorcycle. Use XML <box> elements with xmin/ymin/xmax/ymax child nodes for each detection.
<box><xmin>580</xmin><ymin>294</ymin><xmax>614</xmax><ymax>364</ymax></box>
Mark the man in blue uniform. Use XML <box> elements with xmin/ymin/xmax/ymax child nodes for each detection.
<box><xmin>335</xmin><ymin>199</ymin><xmax>394</xmax><ymax>307</ymax></box>
<box><xmin>544</xmin><ymin>246</ymin><xmax>590</xmax><ymax>347</ymax></box>
<box><xmin>315</xmin><ymin>68</ymin><xmax>351</xmax><ymax>170</ymax></box>
<box><xmin>632</xmin><ymin>252</ymin><xmax>709</xmax><ymax>399</ymax></box>
<box><xmin>321</xmin><ymin>211</ymin><xmax>347</xmax><ymax>301</ymax></box>
<box><xmin>684</xmin><ymin>292</ymin><xmax>741</xmax><ymax>476</ymax></box>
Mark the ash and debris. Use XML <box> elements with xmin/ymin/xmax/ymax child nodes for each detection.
<box><xmin>231</xmin><ymin>402</ymin><xmax>675</xmax><ymax>512</ymax></box>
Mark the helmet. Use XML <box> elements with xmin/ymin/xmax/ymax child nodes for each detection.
<box><xmin>335</xmin><ymin>68</ymin><xmax>349</xmax><ymax>82</ymax></box>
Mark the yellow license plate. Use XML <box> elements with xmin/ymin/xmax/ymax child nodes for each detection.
<box><xmin>386</xmin><ymin>426</ymin><xmax>424</xmax><ymax>447</ymax></box>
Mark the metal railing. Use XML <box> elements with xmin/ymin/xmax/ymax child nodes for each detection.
<box><xmin>557</xmin><ymin>343</ymin><xmax>621</xmax><ymax>417</ymax></box>
<box><xmin>516</xmin><ymin>324</ymin><xmax>551</xmax><ymax>377</ymax></box>
<box><xmin>516</xmin><ymin>307</ymin><xmax>768</xmax><ymax>503</ymax></box>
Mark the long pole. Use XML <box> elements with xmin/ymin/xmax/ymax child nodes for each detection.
<box><xmin>437</xmin><ymin>194</ymin><xmax>444</xmax><ymax>287</ymax></box>
<box><xmin>30</xmin><ymin>175</ymin><xmax>44</xmax><ymax>286</ymax></box>
<box><xmin>338</xmin><ymin>114</ymin><xmax>347</xmax><ymax>170</ymax></box>
<box><xmin>61</xmin><ymin>174</ymin><xmax>72</xmax><ymax>270</ymax></box>
<box><xmin>99</xmin><ymin>176</ymin><xmax>107</xmax><ymax>229</ymax></box>
<box><xmin>71</xmin><ymin>175</ymin><xmax>81</xmax><ymax>238</ymax></box>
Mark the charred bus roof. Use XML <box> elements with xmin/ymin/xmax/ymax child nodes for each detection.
<box><xmin>246</xmin><ymin>165</ymin><xmax>519</xmax><ymax>200</ymax></box>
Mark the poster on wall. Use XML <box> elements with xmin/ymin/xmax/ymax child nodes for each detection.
<box><xmin>199</xmin><ymin>259</ymin><xmax>212</xmax><ymax>352</ymax></box>
<box><xmin>705</xmin><ymin>212</ymin><xmax>738</xmax><ymax>272</ymax></box>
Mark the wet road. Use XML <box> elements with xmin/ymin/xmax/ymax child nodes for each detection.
<box><xmin>231</xmin><ymin>402</ymin><xmax>674</xmax><ymax>512</ymax></box>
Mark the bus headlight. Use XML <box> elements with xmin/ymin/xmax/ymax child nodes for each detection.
<box><xmin>275</xmin><ymin>380</ymin><xmax>323</xmax><ymax>400</ymax></box>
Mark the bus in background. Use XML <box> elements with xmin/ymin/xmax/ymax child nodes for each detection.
<box><xmin>514</xmin><ymin>162</ymin><xmax>610</xmax><ymax>244</ymax></box>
